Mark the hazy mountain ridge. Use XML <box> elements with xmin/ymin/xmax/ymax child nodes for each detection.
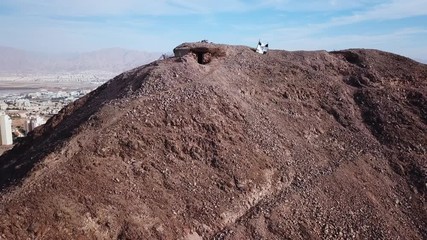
<box><xmin>415</xmin><ymin>58</ymin><xmax>427</xmax><ymax>64</ymax></box>
<box><xmin>0</xmin><ymin>46</ymin><xmax>161</xmax><ymax>74</ymax></box>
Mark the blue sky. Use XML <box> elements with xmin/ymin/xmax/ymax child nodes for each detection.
<box><xmin>0</xmin><ymin>0</ymin><xmax>426</xmax><ymax>60</ymax></box>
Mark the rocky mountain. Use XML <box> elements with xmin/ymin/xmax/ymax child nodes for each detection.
<box><xmin>0</xmin><ymin>42</ymin><xmax>426</xmax><ymax>239</ymax></box>
<box><xmin>0</xmin><ymin>46</ymin><xmax>160</xmax><ymax>74</ymax></box>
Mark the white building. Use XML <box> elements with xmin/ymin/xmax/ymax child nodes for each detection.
<box><xmin>25</xmin><ymin>115</ymin><xmax>46</xmax><ymax>133</ymax></box>
<box><xmin>15</xmin><ymin>99</ymin><xmax>31</xmax><ymax>107</ymax></box>
<box><xmin>0</xmin><ymin>114</ymin><xmax>13</xmax><ymax>145</ymax></box>
<box><xmin>0</xmin><ymin>101</ymin><xmax>7</xmax><ymax>110</ymax></box>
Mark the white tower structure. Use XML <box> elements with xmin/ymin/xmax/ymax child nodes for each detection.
<box><xmin>0</xmin><ymin>114</ymin><xmax>13</xmax><ymax>145</ymax></box>
<box><xmin>25</xmin><ymin>115</ymin><xmax>46</xmax><ymax>133</ymax></box>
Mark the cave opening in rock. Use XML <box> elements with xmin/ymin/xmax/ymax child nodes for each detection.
<box><xmin>197</xmin><ymin>52</ymin><xmax>205</xmax><ymax>64</ymax></box>
<box><xmin>192</xmin><ymin>47</ymin><xmax>210</xmax><ymax>64</ymax></box>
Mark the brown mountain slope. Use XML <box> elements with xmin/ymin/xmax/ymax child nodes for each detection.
<box><xmin>0</xmin><ymin>43</ymin><xmax>426</xmax><ymax>239</ymax></box>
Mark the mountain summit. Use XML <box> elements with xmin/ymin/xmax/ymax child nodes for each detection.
<box><xmin>0</xmin><ymin>42</ymin><xmax>426</xmax><ymax>239</ymax></box>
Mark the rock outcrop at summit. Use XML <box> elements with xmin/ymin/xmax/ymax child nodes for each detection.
<box><xmin>0</xmin><ymin>43</ymin><xmax>426</xmax><ymax>239</ymax></box>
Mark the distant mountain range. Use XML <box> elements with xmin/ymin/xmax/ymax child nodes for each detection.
<box><xmin>0</xmin><ymin>46</ymin><xmax>161</xmax><ymax>74</ymax></box>
<box><xmin>415</xmin><ymin>58</ymin><xmax>427</xmax><ymax>64</ymax></box>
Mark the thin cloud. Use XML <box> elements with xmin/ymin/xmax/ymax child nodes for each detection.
<box><xmin>330</xmin><ymin>0</ymin><xmax>427</xmax><ymax>25</ymax></box>
<box><xmin>271</xmin><ymin>27</ymin><xmax>427</xmax><ymax>55</ymax></box>
<box><xmin>257</xmin><ymin>0</ymin><xmax>383</xmax><ymax>12</ymax></box>
<box><xmin>258</xmin><ymin>0</ymin><xmax>427</xmax><ymax>40</ymax></box>
<box><xmin>0</xmin><ymin>0</ymin><xmax>252</xmax><ymax>16</ymax></box>
<box><xmin>3</xmin><ymin>0</ymin><xmax>426</xmax><ymax>19</ymax></box>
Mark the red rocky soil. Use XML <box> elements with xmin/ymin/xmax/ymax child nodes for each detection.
<box><xmin>0</xmin><ymin>42</ymin><xmax>426</xmax><ymax>239</ymax></box>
